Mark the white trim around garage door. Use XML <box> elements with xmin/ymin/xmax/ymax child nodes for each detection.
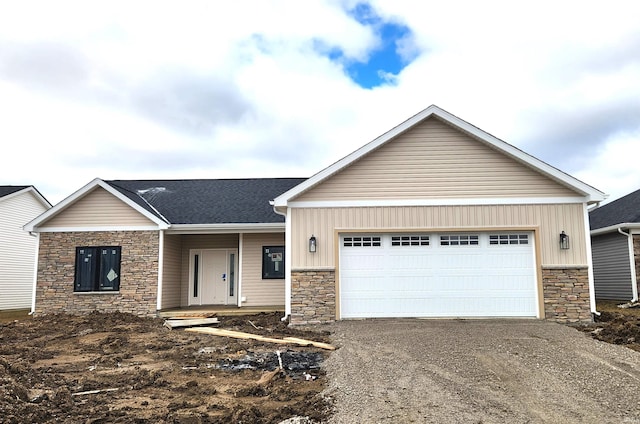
<box><xmin>338</xmin><ymin>231</ymin><xmax>539</xmax><ymax>319</ymax></box>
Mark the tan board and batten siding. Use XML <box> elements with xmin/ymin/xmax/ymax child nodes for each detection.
<box><xmin>0</xmin><ymin>191</ymin><xmax>49</xmax><ymax>310</ymax></box>
<box><xmin>291</xmin><ymin>204</ymin><xmax>588</xmax><ymax>269</ymax></box>
<box><xmin>241</xmin><ymin>233</ymin><xmax>285</xmax><ymax>307</ymax></box>
<box><xmin>294</xmin><ymin>118</ymin><xmax>577</xmax><ymax>201</ymax></box>
<box><xmin>38</xmin><ymin>187</ymin><xmax>156</xmax><ymax>228</ymax></box>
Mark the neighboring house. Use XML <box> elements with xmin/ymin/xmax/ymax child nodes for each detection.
<box><xmin>26</xmin><ymin>105</ymin><xmax>606</xmax><ymax>323</ymax></box>
<box><xmin>0</xmin><ymin>186</ymin><xmax>51</xmax><ymax>311</ymax></box>
<box><xmin>589</xmin><ymin>189</ymin><xmax>640</xmax><ymax>302</ymax></box>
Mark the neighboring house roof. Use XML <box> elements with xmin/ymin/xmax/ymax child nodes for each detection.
<box><xmin>25</xmin><ymin>178</ymin><xmax>306</xmax><ymax>232</ymax></box>
<box><xmin>0</xmin><ymin>185</ymin><xmax>51</xmax><ymax>208</ymax></box>
<box><xmin>272</xmin><ymin>105</ymin><xmax>607</xmax><ymax>208</ymax></box>
<box><xmin>590</xmin><ymin>188</ymin><xmax>640</xmax><ymax>233</ymax></box>
<box><xmin>0</xmin><ymin>186</ymin><xmax>29</xmax><ymax>197</ymax></box>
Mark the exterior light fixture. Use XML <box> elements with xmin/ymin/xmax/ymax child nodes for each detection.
<box><xmin>559</xmin><ymin>231</ymin><xmax>570</xmax><ymax>250</ymax></box>
<box><xmin>309</xmin><ymin>235</ymin><xmax>317</xmax><ymax>253</ymax></box>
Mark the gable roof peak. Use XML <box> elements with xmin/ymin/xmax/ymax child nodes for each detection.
<box><xmin>272</xmin><ymin>105</ymin><xmax>606</xmax><ymax>207</ymax></box>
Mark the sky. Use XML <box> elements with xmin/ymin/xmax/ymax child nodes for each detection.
<box><xmin>1</xmin><ymin>0</ymin><xmax>639</xmax><ymax>206</ymax></box>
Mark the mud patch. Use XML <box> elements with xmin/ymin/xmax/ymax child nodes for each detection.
<box><xmin>580</xmin><ymin>310</ymin><xmax>640</xmax><ymax>352</ymax></box>
<box><xmin>0</xmin><ymin>311</ymin><xmax>332</xmax><ymax>423</ymax></box>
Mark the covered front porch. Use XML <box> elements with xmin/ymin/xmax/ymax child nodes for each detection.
<box><xmin>158</xmin><ymin>231</ymin><xmax>286</xmax><ymax>312</ymax></box>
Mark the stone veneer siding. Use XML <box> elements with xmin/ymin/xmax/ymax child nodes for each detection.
<box><xmin>291</xmin><ymin>267</ymin><xmax>593</xmax><ymax>324</ymax></box>
<box><xmin>542</xmin><ymin>267</ymin><xmax>592</xmax><ymax>323</ymax></box>
<box><xmin>290</xmin><ymin>270</ymin><xmax>336</xmax><ymax>325</ymax></box>
<box><xmin>35</xmin><ymin>231</ymin><xmax>159</xmax><ymax>316</ymax></box>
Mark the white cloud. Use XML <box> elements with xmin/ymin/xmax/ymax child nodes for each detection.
<box><xmin>575</xmin><ymin>131</ymin><xmax>640</xmax><ymax>204</ymax></box>
<box><xmin>0</xmin><ymin>0</ymin><xmax>639</xmax><ymax>205</ymax></box>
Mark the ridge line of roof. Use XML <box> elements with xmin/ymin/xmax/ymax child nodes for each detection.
<box><xmin>107</xmin><ymin>177</ymin><xmax>308</xmax><ymax>183</ymax></box>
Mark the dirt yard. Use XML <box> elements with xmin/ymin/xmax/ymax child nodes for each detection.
<box><xmin>0</xmin><ymin>311</ymin><xmax>332</xmax><ymax>424</ymax></box>
<box><xmin>580</xmin><ymin>301</ymin><xmax>640</xmax><ymax>352</ymax></box>
<box><xmin>1</xmin><ymin>303</ymin><xmax>639</xmax><ymax>424</ymax></box>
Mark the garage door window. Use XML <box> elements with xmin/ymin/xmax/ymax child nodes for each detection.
<box><xmin>391</xmin><ymin>235</ymin><xmax>429</xmax><ymax>246</ymax></box>
<box><xmin>343</xmin><ymin>236</ymin><xmax>381</xmax><ymax>247</ymax></box>
<box><xmin>440</xmin><ymin>235</ymin><xmax>479</xmax><ymax>246</ymax></box>
<box><xmin>489</xmin><ymin>234</ymin><xmax>529</xmax><ymax>245</ymax></box>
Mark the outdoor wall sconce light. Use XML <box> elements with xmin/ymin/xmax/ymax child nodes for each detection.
<box><xmin>309</xmin><ymin>235</ymin><xmax>317</xmax><ymax>253</ymax></box>
<box><xmin>559</xmin><ymin>231</ymin><xmax>570</xmax><ymax>250</ymax></box>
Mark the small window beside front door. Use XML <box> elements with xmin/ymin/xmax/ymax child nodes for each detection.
<box><xmin>262</xmin><ymin>246</ymin><xmax>285</xmax><ymax>279</ymax></box>
<box><xmin>193</xmin><ymin>254</ymin><xmax>200</xmax><ymax>298</ymax></box>
<box><xmin>229</xmin><ymin>253</ymin><xmax>235</xmax><ymax>296</ymax></box>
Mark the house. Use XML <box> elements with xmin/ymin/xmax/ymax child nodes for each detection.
<box><xmin>26</xmin><ymin>105</ymin><xmax>606</xmax><ymax>323</ymax></box>
<box><xmin>24</xmin><ymin>178</ymin><xmax>304</xmax><ymax>316</ymax></box>
<box><xmin>589</xmin><ymin>188</ymin><xmax>640</xmax><ymax>302</ymax></box>
<box><xmin>0</xmin><ymin>186</ymin><xmax>51</xmax><ymax>311</ymax></box>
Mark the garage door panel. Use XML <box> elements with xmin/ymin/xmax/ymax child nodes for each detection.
<box><xmin>340</xmin><ymin>232</ymin><xmax>537</xmax><ymax>318</ymax></box>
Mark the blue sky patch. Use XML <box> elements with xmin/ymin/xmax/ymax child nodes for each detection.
<box><xmin>341</xmin><ymin>3</ymin><xmax>415</xmax><ymax>88</ymax></box>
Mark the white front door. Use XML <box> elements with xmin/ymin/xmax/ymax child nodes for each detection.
<box><xmin>189</xmin><ymin>249</ymin><xmax>237</xmax><ymax>306</ymax></box>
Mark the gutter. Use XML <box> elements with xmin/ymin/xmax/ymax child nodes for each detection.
<box><xmin>618</xmin><ymin>227</ymin><xmax>639</xmax><ymax>302</ymax></box>
<box><xmin>270</xmin><ymin>201</ymin><xmax>290</xmax><ymax>322</ymax></box>
<box><xmin>591</xmin><ymin>223</ymin><xmax>640</xmax><ymax>236</ymax></box>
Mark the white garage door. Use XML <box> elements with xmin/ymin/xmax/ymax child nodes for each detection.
<box><xmin>339</xmin><ymin>232</ymin><xmax>538</xmax><ymax>318</ymax></box>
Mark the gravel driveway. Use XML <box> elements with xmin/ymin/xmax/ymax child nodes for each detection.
<box><xmin>322</xmin><ymin>319</ymin><xmax>640</xmax><ymax>423</ymax></box>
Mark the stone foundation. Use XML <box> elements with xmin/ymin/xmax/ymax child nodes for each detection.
<box><xmin>290</xmin><ymin>267</ymin><xmax>593</xmax><ymax>324</ymax></box>
<box><xmin>542</xmin><ymin>267</ymin><xmax>592</xmax><ymax>323</ymax></box>
<box><xmin>290</xmin><ymin>270</ymin><xmax>335</xmax><ymax>325</ymax></box>
<box><xmin>35</xmin><ymin>231</ymin><xmax>159</xmax><ymax>316</ymax></box>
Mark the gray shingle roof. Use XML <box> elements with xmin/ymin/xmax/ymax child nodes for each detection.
<box><xmin>589</xmin><ymin>188</ymin><xmax>640</xmax><ymax>230</ymax></box>
<box><xmin>0</xmin><ymin>186</ymin><xmax>30</xmax><ymax>198</ymax></box>
<box><xmin>106</xmin><ymin>178</ymin><xmax>306</xmax><ymax>225</ymax></box>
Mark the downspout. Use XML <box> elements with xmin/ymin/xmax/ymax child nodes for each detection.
<box><xmin>271</xmin><ymin>202</ymin><xmax>291</xmax><ymax>322</ymax></box>
<box><xmin>618</xmin><ymin>227</ymin><xmax>639</xmax><ymax>302</ymax></box>
<box><xmin>237</xmin><ymin>234</ymin><xmax>243</xmax><ymax>307</ymax></box>
<box><xmin>583</xmin><ymin>204</ymin><xmax>600</xmax><ymax>317</ymax></box>
<box><xmin>156</xmin><ymin>230</ymin><xmax>165</xmax><ymax>312</ymax></box>
<box><xmin>28</xmin><ymin>231</ymin><xmax>39</xmax><ymax>315</ymax></box>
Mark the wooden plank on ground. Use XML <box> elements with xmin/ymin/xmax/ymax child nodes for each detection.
<box><xmin>184</xmin><ymin>327</ymin><xmax>335</xmax><ymax>350</ymax></box>
<box><xmin>282</xmin><ymin>337</ymin><xmax>336</xmax><ymax>351</ymax></box>
<box><xmin>164</xmin><ymin>318</ymin><xmax>219</xmax><ymax>329</ymax></box>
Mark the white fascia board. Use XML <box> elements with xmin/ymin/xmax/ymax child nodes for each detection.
<box><xmin>24</xmin><ymin>178</ymin><xmax>169</xmax><ymax>232</ymax></box>
<box><xmin>167</xmin><ymin>223</ymin><xmax>285</xmax><ymax>234</ymax></box>
<box><xmin>287</xmin><ymin>196</ymin><xmax>589</xmax><ymax>209</ymax></box>
<box><xmin>272</xmin><ymin>105</ymin><xmax>607</xmax><ymax>207</ymax></box>
<box><xmin>590</xmin><ymin>223</ymin><xmax>640</xmax><ymax>236</ymax></box>
<box><xmin>34</xmin><ymin>225</ymin><xmax>162</xmax><ymax>232</ymax></box>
